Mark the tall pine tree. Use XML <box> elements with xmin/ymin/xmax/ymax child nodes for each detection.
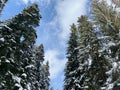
<box><xmin>91</xmin><ymin>0</ymin><xmax>120</xmax><ymax>89</ymax></box>
<box><xmin>0</xmin><ymin>2</ymin><xmax>50</xmax><ymax>89</ymax></box>
<box><xmin>29</xmin><ymin>44</ymin><xmax>50</xmax><ymax>90</ymax></box>
<box><xmin>77</xmin><ymin>15</ymin><xmax>109</xmax><ymax>89</ymax></box>
<box><xmin>64</xmin><ymin>23</ymin><xmax>79</xmax><ymax>90</ymax></box>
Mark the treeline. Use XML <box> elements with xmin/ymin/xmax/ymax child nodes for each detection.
<box><xmin>64</xmin><ymin>0</ymin><xmax>120</xmax><ymax>90</ymax></box>
<box><xmin>0</xmin><ymin>0</ymin><xmax>49</xmax><ymax>90</ymax></box>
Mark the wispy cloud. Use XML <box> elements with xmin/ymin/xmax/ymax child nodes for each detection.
<box><xmin>45</xmin><ymin>49</ymin><xmax>67</xmax><ymax>79</ymax></box>
<box><xmin>21</xmin><ymin>0</ymin><xmax>51</xmax><ymax>6</ymax></box>
<box><xmin>55</xmin><ymin>0</ymin><xmax>88</xmax><ymax>42</ymax></box>
<box><xmin>22</xmin><ymin>0</ymin><xmax>88</xmax><ymax>85</ymax></box>
<box><xmin>41</xmin><ymin>0</ymin><xmax>88</xmax><ymax>81</ymax></box>
<box><xmin>21</xmin><ymin>0</ymin><xmax>29</xmax><ymax>4</ymax></box>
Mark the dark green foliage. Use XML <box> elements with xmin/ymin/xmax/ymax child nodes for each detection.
<box><xmin>29</xmin><ymin>44</ymin><xmax>50</xmax><ymax>90</ymax></box>
<box><xmin>64</xmin><ymin>0</ymin><xmax>120</xmax><ymax>90</ymax></box>
<box><xmin>64</xmin><ymin>23</ymin><xmax>79</xmax><ymax>90</ymax></box>
<box><xmin>91</xmin><ymin>0</ymin><xmax>120</xmax><ymax>89</ymax></box>
<box><xmin>0</xmin><ymin>2</ymin><xmax>49</xmax><ymax>90</ymax></box>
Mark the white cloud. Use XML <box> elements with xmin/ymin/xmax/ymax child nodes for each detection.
<box><xmin>21</xmin><ymin>0</ymin><xmax>51</xmax><ymax>6</ymax></box>
<box><xmin>22</xmin><ymin>0</ymin><xmax>29</xmax><ymax>4</ymax></box>
<box><xmin>42</xmin><ymin>0</ymin><xmax>88</xmax><ymax>80</ymax></box>
<box><xmin>55</xmin><ymin>0</ymin><xmax>88</xmax><ymax>41</ymax></box>
<box><xmin>45</xmin><ymin>50</ymin><xmax>67</xmax><ymax>79</ymax></box>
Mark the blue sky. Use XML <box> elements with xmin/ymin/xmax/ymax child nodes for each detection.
<box><xmin>0</xmin><ymin>0</ymin><xmax>91</xmax><ymax>89</ymax></box>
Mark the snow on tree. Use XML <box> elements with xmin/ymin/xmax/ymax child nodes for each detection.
<box><xmin>0</xmin><ymin>2</ymin><xmax>50</xmax><ymax>90</ymax></box>
<box><xmin>91</xmin><ymin>0</ymin><xmax>120</xmax><ymax>89</ymax></box>
<box><xmin>28</xmin><ymin>44</ymin><xmax>50</xmax><ymax>90</ymax></box>
<box><xmin>44</xmin><ymin>61</ymin><xmax>50</xmax><ymax>90</ymax></box>
<box><xmin>76</xmin><ymin>15</ymin><xmax>94</xmax><ymax>90</ymax></box>
<box><xmin>64</xmin><ymin>23</ymin><xmax>80</xmax><ymax>90</ymax></box>
<box><xmin>64</xmin><ymin>0</ymin><xmax>119</xmax><ymax>88</ymax></box>
<box><xmin>0</xmin><ymin>0</ymin><xmax>8</xmax><ymax>15</ymax></box>
<box><xmin>76</xmin><ymin>15</ymin><xmax>109</xmax><ymax>89</ymax></box>
<box><xmin>112</xmin><ymin>0</ymin><xmax>120</xmax><ymax>7</ymax></box>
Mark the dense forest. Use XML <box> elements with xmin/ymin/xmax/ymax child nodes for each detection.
<box><xmin>64</xmin><ymin>0</ymin><xmax>120</xmax><ymax>90</ymax></box>
<box><xmin>0</xmin><ymin>0</ymin><xmax>120</xmax><ymax>90</ymax></box>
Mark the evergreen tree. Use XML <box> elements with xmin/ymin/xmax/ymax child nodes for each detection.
<box><xmin>91</xmin><ymin>0</ymin><xmax>120</xmax><ymax>89</ymax></box>
<box><xmin>76</xmin><ymin>15</ymin><xmax>94</xmax><ymax>90</ymax></box>
<box><xmin>64</xmin><ymin>15</ymin><xmax>110</xmax><ymax>90</ymax></box>
<box><xmin>44</xmin><ymin>61</ymin><xmax>50</xmax><ymax>90</ymax></box>
<box><xmin>0</xmin><ymin>0</ymin><xmax>8</xmax><ymax>14</ymax></box>
<box><xmin>77</xmin><ymin>15</ymin><xmax>109</xmax><ymax>90</ymax></box>
<box><xmin>0</xmin><ymin>1</ymin><xmax>14</xmax><ymax>89</ymax></box>
<box><xmin>64</xmin><ymin>23</ymin><xmax>79</xmax><ymax>90</ymax></box>
<box><xmin>64</xmin><ymin>0</ymin><xmax>120</xmax><ymax>90</ymax></box>
<box><xmin>0</xmin><ymin>1</ymin><xmax>50</xmax><ymax>90</ymax></box>
<box><xmin>29</xmin><ymin>44</ymin><xmax>50</xmax><ymax>90</ymax></box>
<box><xmin>0</xmin><ymin>3</ymin><xmax>42</xmax><ymax>89</ymax></box>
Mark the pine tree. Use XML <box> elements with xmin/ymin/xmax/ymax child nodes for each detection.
<box><xmin>0</xmin><ymin>0</ymin><xmax>8</xmax><ymax>14</ymax></box>
<box><xmin>44</xmin><ymin>61</ymin><xmax>50</xmax><ymax>90</ymax></box>
<box><xmin>64</xmin><ymin>23</ymin><xmax>80</xmax><ymax>90</ymax></box>
<box><xmin>64</xmin><ymin>15</ymin><xmax>110</xmax><ymax>90</ymax></box>
<box><xmin>64</xmin><ymin>0</ymin><xmax>120</xmax><ymax>90</ymax></box>
<box><xmin>75</xmin><ymin>15</ymin><xmax>93</xmax><ymax>90</ymax></box>
<box><xmin>91</xmin><ymin>0</ymin><xmax>120</xmax><ymax>89</ymax></box>
<box><xmin>0</xmin><ymin>1</ymin><xmax>15</xmax><ymax>89</ymax></box>
<box><xmin>0</xmin><ymin>1</ymin><xmax>50</xmax><ymax>90</ymax></box>
<box><xmin>0</xmin><ymin>3</ymin><xmax>41</xmax><ymax>89</ymax></box>
<box><xmin>30</xmin><ymin>44</ymin><xmax>50</xmax><ymax>90</ymax></box>
<box><xmin>77</xmin><ymin>15</ymin><xmax>108</xmax><ymax>90</ymax></box>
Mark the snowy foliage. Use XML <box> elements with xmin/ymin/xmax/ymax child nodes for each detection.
<box><xmin>0</xmin><ymin>1</ymin><xmax>50</xmax><ymax>90</ymax></box>
<box><xmin>64</xmin><ymin>0</ymin><xmax>120</xmax><ymax>90</ymax></box>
